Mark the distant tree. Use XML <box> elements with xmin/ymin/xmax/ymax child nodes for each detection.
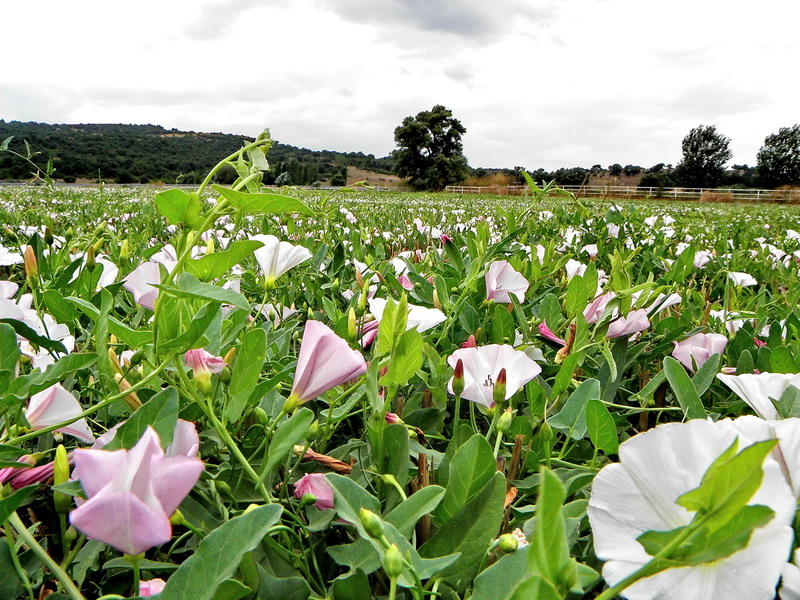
<box><xmin>674</xmin><ymin>125</ymin><xmax>732</xmax><ymax>188</ymax></box>
<box><xmin>756</xmin><ymin>125</ymin><xmax>800</xmax><ymax>188</ymax></box>
<box><xmin>330</xmin><ymin>166</ymin><xmax>347</xmax><ymax>187</ymax></box>
<box><xmin>608</xmin><ymin>163</ymin><xmax>623</xmax><ymax>176</ymax></box>
<box><xmin>393</xmin><ymin>105</ymin><xmax>469</xmax><ymax>191</ymax></box>
<box><xmin>275</xmin><ymin>171</ymin><xmax>292</xmax><ymax>186</ymax></box>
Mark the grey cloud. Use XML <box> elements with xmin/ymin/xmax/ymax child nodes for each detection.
<box><xmin>658</xmin><ymin>83</ymin><xmax>768</xmax><ymax>121</ymax></box>
<box><xmin>443</xmin><ymin>63</ymin><xmax>475</xmax><ymax>84</ymax></box>
<box><xmin>183</xmin><ymin>0</ymin><xmax>287</xmax><ymax>40</ymax></box>
<box><xmin>323</xmin><ymin>0</ymin><xmax>559</xmax><ymax>43</ymax></box>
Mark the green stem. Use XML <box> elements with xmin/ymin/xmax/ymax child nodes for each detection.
<box><xmin>8</xmin><ymin>512</ymin><xmax>86</xmax><ymax>600</ymax></box>
<box><xmin>452</xmin><ymin>393</ymin><xmax>461</xmax><ymax>436</ymax></box>
<box><xmin>4</xmin><ymin>520</ymin><xmax>35</xmax><ymax>600</ymax></box>
<box><xmin>388</xmin><ymin>578</ymin><xmax>398</xmax><ymax>600</ymax></box>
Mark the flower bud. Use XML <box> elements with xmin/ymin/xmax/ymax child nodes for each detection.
<box><xmin>359</xmin><ymin>508</ymin><xmax>387</xmax><ymax>544</ymax></box>
<box><xmin>347</xmin><ymin>307</ymin><xmax>357</xmax><ymax>342</ymax></box>
<box><xmin>169</xmin><ymin>509</ymin><xmax>185</xmax><ymax>526</ymax></box>
<box><xmin>119</xmin><ymin>238</ymin><xmax>130</xmax><ymax>260</ymax></box>
<box><xmin>497</xmin><ymin>533</ymin><xmax>519</xmax><ymax>553</ymax></box>
<box><xmin>452</xmin><ymin>359</ymin><xmax>465</xmax><ymax>397</ymax></box>
<box><xmin>253</xmin><ymin>407</ymin><xmax>269</xmax><ymax>426</ymax></box>
<box><xmin>44</xmin><ymin>227</ymin><xmax>54</xmax><ymax>247</ymax></box>
<box><xmin>205</xmin><ymin>237</ymin><xmax>215</xmax><ymax>254</ymax></box>
<box><xmin>304</xmin><ymin>420</ymin><xmax>320</xmax><ymax>442</ymax></box>
<box><xmin>214</xmin><ymin>480</ymin><xmax>234</xmax><ymax>500</ymax></box>
<box><xmin>383</xmin><ymin>544</ymin><xmax>404</xmax><ymax>579</ymax></box>
<box><xmin>492</xmin><ymin>368</ymin><xmax>507</xmax><ymax>406</ymax></box>
<box><xmin>282</xmin><ymin>394</ymin><xmax>302</xmax><ymax>414</ymax></box>
<box><xmin>53</xmin><ymin>445</ymin><xmax>71</xmax><ymax>514</ymax></box>
<box><xmin>24</xmin><ymin>245</ymin><xmax>38</xmax><ymax>283</ymax></box>
<box><xmin>85</xmin><ymin>245</ymin><xmax>96</xmax><ymax>271</ymax></box>
<box><xmin>540</xmin><ymin>420</ymin><xmax>554</xmax><ymax>442</ymax></box>
<box><xmin>433</xmin><ymin>288</ymin><xmax>442</xmax><ymax>311</ymax></box>
<box><xmin>497</xmin><ymin>407</ymin><xmax>513</xmax><ymax>434</ymax></box>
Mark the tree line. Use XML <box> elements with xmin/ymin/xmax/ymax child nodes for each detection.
<box><xmin>0</xmin><ymin>121</ymin><xmax>393</xmax><ymax>185</ymax></box>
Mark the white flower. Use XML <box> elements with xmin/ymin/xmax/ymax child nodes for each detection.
<box><xmin>728</xmin><ymin>271</ymin><xmax>758</xmax><ymax>287</ymax></box>
<box><xmin>368</xmin><ymin>298</ymin><xmax>445</xmax><ymax>333</ymax></box>
<box><xmin>588</xmin><ymin>419</ymin><xmax>796</xmax><ymax>600</ymax></box>
<box><xmin>252</xmin><ymin>234</ymin><xmax>312</xmax><ymax>285</ymax></box>
<box><xmin>716</xmin><ymin>372</ymin><xmax>800</xmax><ymax>420</ymax></box>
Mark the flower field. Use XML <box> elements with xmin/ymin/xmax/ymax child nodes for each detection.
<box><xmin>2</xmin><ymin>138</ymin><xmax>800</xmax><ymax>599</ymax></box>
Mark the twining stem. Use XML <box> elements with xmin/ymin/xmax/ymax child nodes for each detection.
<box><xmin>8</xmin><ymin>512</ymin><xmax>86</xmax><ymax>600</ymax></box>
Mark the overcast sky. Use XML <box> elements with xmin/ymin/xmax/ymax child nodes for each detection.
<box><xmin>3</xmin><ymin>1</ymin><xmax>799</xmax><ymax>170</ymax></box>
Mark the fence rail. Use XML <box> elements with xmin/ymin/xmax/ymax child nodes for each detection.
<box><xmin>444</xmin><ymin>184</ymin><xmax>800</xmax><ymax>203</ymax></box>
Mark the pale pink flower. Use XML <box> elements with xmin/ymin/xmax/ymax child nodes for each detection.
<box><xmin>538</xmin><ymin>322</ymin><xmax>566</xmax><ymax>346</ymax></box>
<box><xmin>564</xmin><ymin>259</ymin><xmax>586</xmax><ymax>280</ymax></box>
<box><xmin>122</xmin><ymin>261</ymin><xmax>162</xmax><ymax>310</ymax></box>
<box><xmin>25</xmin><ymin>384</ymin><xmax>94</xmax><ymax>443</ymax></box>
<box><xmin>584</xmin><ymin>292</ymin><xmax>616</xmax><ymax>324</ymax></box>
<box><xmin>183</xmin><ymin>349</ymin><xmax>226</xmax><ymax>375</ymax></box>
<box><xmin>140</xmin><ymin>579</ymin><xmax>167</xmax><ymax>596</ymax></box>
<box><xmin>398</xmin><ymin>274</ymin><xmax>414</xmax><ymax>290</ymax></box>
<box><xmin>69</xmin><ymin>427</ymin><xmax>204</xmax><ymax>556</ymax></box>
<box><xmin>293</xmin><ymin>473</ymin><xmax>335</xmax><ymax>510</ymax></box>
<box><xmin>368</xmin><ymin>297</ymin><xmax>445</xmax><ymax>333</ymax></box>
<box><xmin>288</xmin><ymin>320</ymin><xmax>368</xmax><ymax>405</ymax></box>
<box><xmin>606</xmin><ymin>309</ymin><xmax>650</xmax><ymax>339</ymax></box>
<box><xmin>728</xmin><ymin>271</ymin><xmax>758</xmax><ymax>287</ymax></box>
<box><xmin>693</xmin><ymin>250</ymin><xmax>712</xmax><ymax>269</ymax></box>
<box><xmin>485</xmin><ymin>260</ymin><xmax>529</xmax><ymax>303</ymax></box>
<box><xmin>446</xmin><ymin>344</ymin><xmax>541</xmax><ymax>408</ymax></box>
<box><xmin>672</xmin><ymin>332</ymin><xmax>727</xmax><ymax>372</ymax></box>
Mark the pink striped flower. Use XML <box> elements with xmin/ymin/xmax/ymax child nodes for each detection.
<box><xmin>285</xmin><ymin>321</ymin><xmax>368</xmax><ymax>411</ymax></box>
<box><xmin>293</xmin><ymin>473</ymin><xmax>335</xmax><ymax>510</ymax></box>
<box><xmin>672</xmin><ymin>332</ymin><xmax>727</xmax><ymax>372</ymax></box>
<box><xmin>606</xmin><ymin>310</ymin><xmax>650</xmax><ymax>339</ymax></box>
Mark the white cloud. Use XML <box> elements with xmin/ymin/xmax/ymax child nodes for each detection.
<box><xmin>1</xmin><ymin>0</ymin><xmax>799</xmax><ymax>171</ymax></box>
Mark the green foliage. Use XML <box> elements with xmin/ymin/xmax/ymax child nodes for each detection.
<box><xmin>675</xmin><ymin>125</ymin><xmax>733</xmax><ymax>188</ymax></box>
<box><xmin>756</xmin><ymin>124</ymin><xmax>800</xmax><ymax>188</ymax></box>
<box><xmin>393</xmin><ymin>104</ymin><xmax>470</xmax><ymax>190</ymax></box>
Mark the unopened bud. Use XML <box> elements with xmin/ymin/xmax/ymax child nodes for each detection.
<box><xmin>493</xmin><ymin>368</ymin><xmax>507</xmax><ymax>406</ymax></box>
<box><xmin>214</xmin><ymin>480</ymin><xmax>234</xmax><ymax>500</ymax></box>
<box><xmin>540</xmin><ymin>421</ymin><xmax>554</xmax><ymax>442</ymax></box>
<box><xmin>24</xmin><ymin>245</ymin><xmax>38</xmax><ymax>282</ymax></box>
<box><xmin>304</xmin><ymin>420</ymin><xmax>320</xmax><ymax>442</ymax></box>
<box><xmin>359</xmin><ymin>508</ymin><xmax>387</xmax><ymax>544</ymax></box>
<box><xmin>330</xmin><ymin>278</ymin><xmax>340</xmax><ymax>296</ymax></box>
<box><xmin>85</xmin><ymin>245</ymin><xmax>96</xmax><ymax>271</ymax></box>
<box><xmin>433</xmin><ymin>288</ymin><xmax>442</xmax><ymax>311</ymax></box>
<box><xmin>497</xmin><ymin>407</ymin><xmax>513</xmax><ymax>434</ymax></box>
<box><xmin>383</xmin><ymin>544</ymin><xmax>404</xmax><ymax>578</ymax></box>
<box><xmin>452</xmin><ymin>359</ymin><xmax>465</xmax><ymax>397</ymax></box>
<box><xmin>169</xmin><ymin>509</ymin><xmax>185</xmax><ymax>526</ymax></box>
<box><xmin>347</xmin><ymin>307</ymin><xmax>357</xmax><ymax>341</ymax></box>
<box><xmin>205</xmin><ymin>237</ymin><xmax>215</xmax><ymax>254</ymax></box>
<box><xmin>119</xmin><ymin>238</ymin><xmax>130</xmax><ymax>260</ymax></box>
<box><xmin>44</xmin><ymin>227</ymin><xmax>54</xmax><ymax>246</ymax></box>
<box><xmin>253</xmin><ymin>407</ymin><xmax>269</xmax><ymax>426</ymax></box>
<box><xmin>53</xmin><ymin>445</ymin><xmax>71</xmax><ymax>514</ymax></box>
<box><xmin>497</xmin><ymin>533</ymin><xmax>519</xmax><ymax>553</ymax></box>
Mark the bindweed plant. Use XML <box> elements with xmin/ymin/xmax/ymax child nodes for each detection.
<box><xmin>1</xmin><ymin>133</ymin><xmax>800</xmax><ymax>599</ymax></box>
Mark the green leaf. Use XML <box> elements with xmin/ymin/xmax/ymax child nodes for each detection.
<box><xmin>419</xmin><ymin>471</ymin><xmax>506</xmax><ymax>593</ymax></box>
<box><xmin>0</xmin><ymin>485</ymin><xmax>37</xmax><ymax>523</ymax></box>
<box><xmin>185</xmin><ymin>240</ymin><xmax>265</xmax><ymax>282</ymax></box>
<box><xmin>471</xmin><ymin>551</ymin><xmax>530</xmax><ymax>600</ymax></box>
<box><xmin>434</xmin><ymin>434</ymin><xmax>496</xmax><ymax>525</ymax></box>
<box><xmin>677</xmin><ymin>438</ymin><xmax>777</xmax><ymax>531</ymax></box>
<box><xmin>224</xmin><ymin>327</ymin><xmax>267</xmax><ymax>423</ymax></box>
<box><xmin>256</xmin><ymin>571</ymin><xmax>310</xmax><ymax>600</ymax></box>
<box><xmin>0</xmin><ymin>323</ymin><xmax>19</xmax><ymax>373</ymax></box>
<box><xmin>380</xmin><ymin>328</ymin><xmax>423</xmax><ymax>386</ymax></box>
<box><xmin>385</xmin><ymin>485</ymin><xmax>445</xmax><ymax>539</ymax></box>
<box><xmin>158</xmin><ymin>302</ymin><xmax>222</xmax><ymax>352</ymax></box>
<box><xmin>331</xmin><ymin>570</ymin><xmax>371</xmax><ymax>600</ymax></box>
<box><xmin>381</xmin><ymin>423</ymin><xmax>410</xmax><ymax>489</ymax></box>
<box><xmin>158</xmin><ymin>273</ymin><xmax>250</xmax><ymax>311</ymax></box>
<box><xmin>0</xmin><ymin>318</ymin><xmax>67</xmax><ymax>355</ymax></box>
<box><xmin>2</xmin><ymin>353</ymin><xmax>97</xmax><ymax>402</ymax></box>
<box><xmin>664</xmin><ymin>356</ymin><xmax>706</xmax><ymax>420</ymax></box>
<box><xmin>491</xmin><ymin>303</ymin><xmax>516</xmax><ymax>344</ymax></box>
<box><xmin>155</xmin><ymin>188</ymin><xmax>206</xmax><ymax>229</ymax></box>
<box><xmin>377</xmin><ymin>295</ymin><xmax>408</xmax><ymax>357</ymax></box>
<box><xmin>67</xmin><ymin>296</ymin><xmax>151</xmax><ymax>348</ymax></box>
<box><xmin>509</xmin><ymin>576</ymin><xmax>562</xmax><ymax>600</ymax></box>
<box><xmin>326</xmin><ymin>474</ymin><xmax>381</xmax><ymax>522</ymax></box>
<box><xmin>549</xmin><ymin>378</ymin><xmax>600</xmax><ymax>441</ymax></box>
<box><xmin>260</xmin><ymin>408</ymin><xmax>314</xmax><ymax>479</ymax></box>
<box><xmin>42</xmin><ymin>289</ymin><xmax>79</xmax><ymax>324</ymax></box>
<box><xmin>692</xmin><ymin>353</ymin><xmax>722</xmax><ymax>396</ymax></box>
<box><xmin>103</xmin><ymin>387</ymin><xmax>179</xmax><ymax>451</ymax></box>
<box><xmin>159</xmin><ymin>504</ymin><xmax>282</xmax><ymax>600</ymax></box>
<box><xmin>211</xmin><ymin>579</ymin><xmax>251</xmax><ymax>600</ymax></box>
<box><xmin>770</xmin><ymin>346</ymin><xmax>799</xmax><ymax>374</ymax></box>
<box><xmin>586</xmin><ymin>398</ymin><xmax>619</xmax><ymax>454</ymax></box>
<box><xmin>528</xmin><ymin>468</ymin><xmax>575</xmax><ymax>593</ymax></box>
<box><xmin>212</xmin><ymin>185</ymin><xmax>314</xmax><ymax>216</ymax></box>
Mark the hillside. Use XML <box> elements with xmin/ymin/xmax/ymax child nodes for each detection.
<box><xmin>0</xmin><ymin>120</ymin><xmax>395</xmax><ymax>185</ymax></box>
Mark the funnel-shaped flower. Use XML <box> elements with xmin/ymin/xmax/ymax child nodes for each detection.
<box><xmin>485</xmin><ymin>260</ymin><xmax>529</xmax><ymax>303</ymax></box>
<box><xmin>447</xmin><ymin>344</ymin><xmax>541</xmax><ymax>408</ymax></box>
<box><xmin>287</xmin><ymin>321</ymin><xmax>368</xmax><ymax>408</ymax></box>
<box><xmin>25</xmin><ymin>384</ymin><xmax>94</xmax><ymax>443</ymax></box>
<box><xmin>538</xmin><ymin>322</ymin><xmax>566</xmax><ymax>346</ymax></box>
<box><xmin>122</xmin><ymin>261</ymin><xmax>162</xmax><ymax>310</ymax></box>
<box><xmin>606</xmin><ymin>309</ymin><xmax>650</xmax><ymax>339</ymax></box>
<box><xmin>368</xmin><ymin>297</ymin><xmax>445</xmax><ymax>333</ymax></box>
<box><xmin>716</xmin><ymin>372</ymin><xmax>800</xmax><ymax>420</ymax></box>
<box><xmin>183</xmin><ymin>349</ymin><xmax>226</xmax><ymax>375</ymax></box>
<box><xmin>69</xmin><ymin>427</ymin><xmax>204</xmax><ymax>556</ymax></box>
<box><xmin>293</xmin><ymin>473</ymin><xmax>335</xmax><ymax>510</ymax></box>
<box><xmin>672</xmin><ymin>332</ymin><xmax>727</xmax><ymax>372</ymax></box>
<box><xmin>729</xmin><ymin>271</ymin><xmax>758</xmax><ymax>287</ymax></box>
<box><xmin>588</xmin><ymin>419</ymin><xmax>796</xmax><ymax>600</ymax></box>
<box><xmin>584</xmin><ymin>292</ymin><xmax>616</xmax><ymax>324</ymax></box>
<box><xmin>252</xmin><ymin>234</ymin><xmax>312</xmax><ymax>285</ymax></box>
